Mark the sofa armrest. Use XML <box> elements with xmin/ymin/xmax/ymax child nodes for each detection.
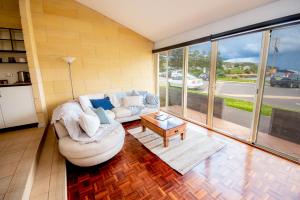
<box><xmin>145</xmin><ymin>104</ymin><xmax>159</xmax><ymax>109</ymax></box>
<box><xmin>144</xmin><ymin>93</ymin><xmax>160</xmax><ymax>106</ymax></box>
<box><xmin>54</xmin><ymin>120</ymin><xmax>69</xmax><ymax>139</ymax></box>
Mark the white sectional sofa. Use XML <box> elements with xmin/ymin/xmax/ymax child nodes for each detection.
<box><xmin>79</xmin><ymin>90</ymin><xmax>159</xmax><ymax>123</ymax></box>
<box><xmin>52</xmin><ymin>90</ymin><xmax>159</xmax><ymax>167</ymax></box>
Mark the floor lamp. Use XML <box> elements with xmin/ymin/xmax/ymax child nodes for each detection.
<box><xmin>62</xmin><ymin>56</ymin><xmax>76</xmax><ymax>100</ymax></box>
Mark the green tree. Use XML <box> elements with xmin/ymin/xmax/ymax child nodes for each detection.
<box><xmin>168</xmin><ymin>48</ymin><xmax>184</xmax><ymax>71</ymax></box>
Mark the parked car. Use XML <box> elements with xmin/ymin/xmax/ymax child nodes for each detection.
<box><xmin>159</xmin><ymin>71</ymin><xmax>167</xmax><ymax>77</ymax></box>
<box><xmin>170</xmin><ymin>70</ymin><xmax>182</xmax><ymax>78</ymax></box>
<box><xmin>199</xmin><ymin>73</ymin><xmax>209</xmax><ymax>81</ymax></box>
<box><xmin>168</xmin><ymin>74</ymin><xmax>203</xmax><ymax>89</ymax></box>
<box><xmin>270</xmin><ymin>73</ymin><xmax>300</xmax><ymax>88</ymax></box>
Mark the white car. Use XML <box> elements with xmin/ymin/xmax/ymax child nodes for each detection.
<box><xmin>168</xmin><ymin>74</ymin><xmax>203</xmax><ymax>89</ymax></box>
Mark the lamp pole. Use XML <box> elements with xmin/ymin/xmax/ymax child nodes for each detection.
<box><xmin>67</xmin><ymin>61</ymin><xmax>75</xmax><ymax>100</ymax></box>
<box><xmin>62</xmin><ymin>56</ymin><xmax>76</xmax><ymax>100</ymax></box>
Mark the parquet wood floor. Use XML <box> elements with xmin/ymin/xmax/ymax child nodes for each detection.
<box><xmin>67</xmin><ymin>120</ymin><xmax>300</xmax><ymax>200</ymax></box>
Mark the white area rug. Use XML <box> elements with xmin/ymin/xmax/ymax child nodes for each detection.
<box><xmin>128</xmin><ymin>126</ymin><xmax>226</xmax><ymax>175</ymax></box>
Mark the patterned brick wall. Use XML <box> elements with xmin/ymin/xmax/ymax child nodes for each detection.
<box><xmin>29</xmin><ymin>0</ymin><xmax>155</xmax><ymax>114</ymax></box>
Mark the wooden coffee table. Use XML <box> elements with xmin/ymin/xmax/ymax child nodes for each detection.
<box><xmin>140</xmin><ymin>112</ymin><xmax>187</xmax><ymax>147</ymax></box>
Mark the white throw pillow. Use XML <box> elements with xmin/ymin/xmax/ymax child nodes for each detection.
<box><xmin>122</xmin><ymin>96</ymin><xmax>143</xmax><ymax>107</ymax></box>
<box><xmin>78</xmin><ymin>93</ymin><xmax>105</xmax><ymax>111</ymax></box>
<box><xmin>78</xmin><ymin>112</ymin><xmax>100</xmax><ymax>137</ymax></box>
<box><xmin>78</xmin><ymin>95</ymin><xmax>91</xmax><ymax>112</ymax></box>
<box><xmin>106</xmin><ymin>93</ymin><xmax>120</xmax><ymax>108</ymax></box>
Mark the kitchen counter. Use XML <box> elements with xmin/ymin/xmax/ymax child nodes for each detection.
<box><xmin>0</xmin><ymin>83</ymin><xmax>32</xmax><ymax>87</ymax></box>
<box><xmin>0</xmin><ymin>85</ymin><xmax>37</xmax><ymax>128</ymax></box>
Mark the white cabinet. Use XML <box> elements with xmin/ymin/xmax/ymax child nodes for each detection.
<box><xmin>0</xmin><ymin>105</ymin><xmax>5</xmax><ymax>129</ymax></box>
<box><xmin>0</xmin><ymin>86</ymin><xmax>38</xmax><ymax>128</ymax></box>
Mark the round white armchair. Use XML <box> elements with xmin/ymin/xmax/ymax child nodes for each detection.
<box><xmin>54</xmin><ymin>121</ymin><xmax>125</xmax><ymax>167</ymax></box>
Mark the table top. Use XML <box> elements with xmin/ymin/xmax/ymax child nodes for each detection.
<box><xmin>140</xmin><ymin>112</ymin><xmax>186</xmax><ymax>131</ymax></box>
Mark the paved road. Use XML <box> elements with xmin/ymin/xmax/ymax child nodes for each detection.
<box><xmin>160</xmin><ymin>78</ymin><xmax>300</xmax><ymax>136</ymax></box>
<box><xmin>159</xmin><ymin>78</ymin><xmax>300</xmax><ymax>110</ymax></box>
<box><xmin>214</xmin><ymin>81</ymin><xmax>300</xmax><ymax>111</ymax></box>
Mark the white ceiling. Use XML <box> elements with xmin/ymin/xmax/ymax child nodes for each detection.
<box><xmin>76</xmin><ymin>0</ymin><xmax>276</xmax><ymax>41</ymax></box>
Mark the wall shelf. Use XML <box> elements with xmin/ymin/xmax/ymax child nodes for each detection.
<box><xmin>0</xmin><ymin>50</ymin><xmax>26</xmax><ymax>53</ymax></box>
<box><xmin>0</xmin><ymin>62</ymin><xmax>27</xmax><ymax>64</ymax></box>
<box><xmin>0</xmin><ymin>39</ymin><xmax>24</xmax><ymax>41</ymax></box>
<box><xmin>0</xmin><ymin>28</ymin><xmax>25</xmax><ymax>52</ymax></box>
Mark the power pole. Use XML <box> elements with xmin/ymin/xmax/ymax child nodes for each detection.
<box><xmin>271</xmin><ymin>37</ymin><xmax>280</xmax><ymax>69</ymax></box>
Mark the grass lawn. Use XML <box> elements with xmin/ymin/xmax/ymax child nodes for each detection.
<box><xmin>161</xmin><ymin>86</ymin><xmax>273</xmax><ymax>116</ymax></box>
<box><xmin>217</xmin><ymin>77</ymin><xmax>256</xmax><ymax>83</ymax></box>
<box><xmin>224</xmin><ymin>98</ymin><xmax>272</xmax><ymax>116</ymax></box>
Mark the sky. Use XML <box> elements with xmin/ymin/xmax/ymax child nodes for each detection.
<box><xmin>190</xmin><ymin>24</ymin><xmax>300</xmax><ymax>72</ymax></box>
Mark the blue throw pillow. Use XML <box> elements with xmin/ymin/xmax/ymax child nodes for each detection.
<box><xmin>92</xmin><ymin>107</ymin><xmax>111</xmax><ymax>124</ymax></box>
<box><xmin>90</xmin><ymin>97</ymin><xmax>114</xmax><ymax>110</ymax></box>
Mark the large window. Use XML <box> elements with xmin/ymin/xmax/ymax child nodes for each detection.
<box><xmin>256</xmin><ymin>24</ymin><xmax>300</xmax><ymax>159</ymax></box>
<box><xmin>167</xmin><ymin>48</ymin><xmax>184</xmax><ymax>116</ymax></box>
<box><xmin>187</xmin><ymin>43</ymin><xmax>211</xmax><ymax>124</ymax></box>
<box><xmin>160</xmin><ymin>48</ymin><xmax>184</xmax><ymax>116</ymax></box>
<box><xmin>213</xmin><ymin>32</ymin><xmax>263</xmax><ymax>141</ymax></box>
<box><xmin>158</xmin><ymin>52</ymin><xmax>167</xmax><ymax>107</ymax></box>
<box><xmin>156</xmin><ymin>22</ymin><xmax>300</xmax><ymax>162</ymax></box>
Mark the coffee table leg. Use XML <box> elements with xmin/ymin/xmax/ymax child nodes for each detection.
<box><xmin>142</xmin><ymin>125</ymin><xmax>146</xmax><ymax>132</ymax></box>
<box><xmin>164</xmin><ymin>137</ymin><xmax>169</xmax><ymax>147</ymax></box>
<box><xmin>181</xmin><ymin>131</ymin><xmax>186</xmax><ymax>140</ymax></box>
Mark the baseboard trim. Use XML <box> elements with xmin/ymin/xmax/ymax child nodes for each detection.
<box><xmin>0</xmin><ymin>123</ymin><xmax>38</xmax><ymax>133</ymax></box>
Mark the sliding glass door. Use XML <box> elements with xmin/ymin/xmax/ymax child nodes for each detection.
<box><xmin>186</xmin><ymin>43</ymin><xmax>211</xmax><ymax>124</ymax></box>
<box><xmin>256</xmin><ymin>24</ymin><xmax>300</xmax><ymax>160</ymax></box>
<box><xmin>212</xmin><ymin>32</ymin><xmax>263</xmax><ymax>141</ymax></box>
<box><xmin>158</xmin><ymin>52</ymin><xmax>168</xmax><ymax>108</ymax></box>
<box><xmin>165</xmin><ymin>48</ymin><xmax>184</xmax><ymax>116</ymax></box>
<box><xmin>158</xmin><ymin>48</ymin><xmax>184</xmax><ymax>116</ymax></box>
<box><xmin>156</xmin><ymin>22</ymin><xmax>300</xmax><ymax>162</ymax></box>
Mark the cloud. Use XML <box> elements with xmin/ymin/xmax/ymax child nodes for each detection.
<box><xmin>218</xmin><ymin>32</ymin><xmax>262</xmax><ymax>60</ymax></box>
<box><xmin>269</xmin><ymin>26</ymin><xmax>300</xmax><ymax>53</ymax></box>
<box><xmin>224</xmin><ymin>57</ymin><xmax>259</xmax><ymax>63</ymax></box>
<box><xmin>184</xmin><ymin>25</ymin><xmax>300</xmax><ymax>70</ymax></box>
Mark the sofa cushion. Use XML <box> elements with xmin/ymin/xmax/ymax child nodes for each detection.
<box><xmin>142</xmin><ymin>106</ymin><xmax>159</xmax><ymax>114</ymax></box>
<box><xmin>145</xmin><ymin>104</ymin><xmax>159</xmax><ymax>109</ymax></box>
<box><xmin>90</xmin><ymin>97</ymin><xmax>114</xmax><ymax>110</ymax></box>
<box><xmin>112</xmin><ymin>107</ymin><xmax>132</xmax><ymax>118</ymax></box>
<box><xmin>59</xmin><ymin>124</ymin><xmax>125</xmax><ymax>159</ymax></box>
<box><xmin>123</xmin><ymin>96</ymin><xmax>143</xmax><ymax>107</ymax></box>
<box><xmin>79</xmin><ymin>93</ymin><xmax>105</xmax><ymax>111</ymax></box>
<box><xmin>105</xmin><ymin>110</ymin><xmax>115</xmax><ymax>120</ymax></box>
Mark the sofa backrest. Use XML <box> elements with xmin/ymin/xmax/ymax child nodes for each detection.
<box><xmin>78</xmin><ymin>90</ymin><xmax>151</xmax><ymax>111</ymax></box>
<box><xmin>79</xmin><ymin>93</ymin><xmax>105</xmax><ymax>111</ymax></box>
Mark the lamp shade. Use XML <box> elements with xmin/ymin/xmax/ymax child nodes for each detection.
<box><xmin>62</xmin><ymin>56</ymin><xmax>76</xmax><ymax>64</ymax></box>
